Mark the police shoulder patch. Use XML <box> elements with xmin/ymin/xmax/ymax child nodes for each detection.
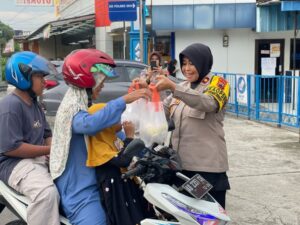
<box><xmin>204</xmin><ymin>76</ymin><xmax>230</xmax><ymax>111</ymax></box>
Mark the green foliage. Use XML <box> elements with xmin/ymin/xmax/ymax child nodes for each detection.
<box><xmin>0</xmin><ymin>21</ymin><xmax>14</xmax><ymax>49</ymax></box>
<box><xmin>0</xmin><ymin>21</ymin><xmax>14</xmax><ymax>81</ymax></box>
<box><xmin>1</xmin><ymin>56</ymin><xmax>6</xmax><ymax>81</ymax></box>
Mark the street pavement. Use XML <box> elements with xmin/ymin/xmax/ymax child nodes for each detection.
<box><xmin>225</xmin><ymin>115</ymin><xmax>300</xmax><ymax>225</ymax></box>
<box><xmin>0</xmin><ymin>88</ymin><xmax>299</xmax><ymax>224</ymax></box>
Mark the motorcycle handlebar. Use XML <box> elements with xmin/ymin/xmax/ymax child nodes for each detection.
<box><xmin>122</xmin><ymin>165</ymin><xmax>146</xmax><ymax>179</ymax></box>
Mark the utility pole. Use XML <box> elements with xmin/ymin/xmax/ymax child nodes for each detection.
<box><xmin>139</xmin><ymin>0</ymin><xmax>144</xmax><ymax>62</ymax></box>
<box><xmin>0</xmin><ymin>30</ymin><xmax>2</xmax><ymax>82</ymax></box>
<box><xmin>123</xmin><ymin>21</ymin><xmax>127</xmax><ymax>60</ymax></box>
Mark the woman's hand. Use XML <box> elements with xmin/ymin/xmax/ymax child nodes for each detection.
<box><xmin>132</xmin><ymin>77</ymin><xmax>149</xmax><ymax>88</ymax></box>
<box><xmin>123</xmin><ymin>88</ymin><xmax>151</xmax><ymax>104</ymax></box>
<box><xmin>155</xmin><ymin>75</ymin><xmax>176</xmax><ymax>92</ymax></box>
<box><xmin>122</xmin><ymin>121</ymin><xmax>135</xmax><ymax>139</ymax></box>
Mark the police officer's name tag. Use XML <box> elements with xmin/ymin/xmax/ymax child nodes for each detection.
<box><xmin>182</xmin><ymin>174</ymin><xmax>213</xmax><ymax>199</ymax></box>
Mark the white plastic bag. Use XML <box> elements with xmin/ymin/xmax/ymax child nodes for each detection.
<box><xmin>139</xmin><ymin>85</ymin><xmax>168</xmax><ymax>147</ymax></box>
<box><xmin>121</xmin><ymin>81</ymin><xmax>150</xmax><ymax>138</ymax></box>
<box><xmin>121</xmin><ymin>98</ymin><xmax>147</xmax><ymax>133</ymax></box>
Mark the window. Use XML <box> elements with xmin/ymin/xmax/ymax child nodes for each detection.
<box><xmin>290</xmin><ymin>38</ymin><xmax>300</xmax><ymax>70</ymax></box>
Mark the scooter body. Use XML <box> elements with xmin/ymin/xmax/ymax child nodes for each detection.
<box><xmin>122</xmin><ymin>139</ymin><xmax>231</xmax><ymax>225</ymax></box>
<box><xmin>0</xmin><ymin>181</ymin><xmax>70</xmax><ymax>225</ymax></box>
<box><xmin>141</xmin><ymin>183</ymin><xmax>230</xmax><ymax>225</ymax></box>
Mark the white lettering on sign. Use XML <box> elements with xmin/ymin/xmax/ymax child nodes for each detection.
<box><xmin>15</xmin><ymin>0</ymin><xmax>53</xmax><ymax>6</ymax></box>
<box><xmin>109</xmin><ymin>3</ymin><xmax>136</xmax><ymax>9</ymax></box>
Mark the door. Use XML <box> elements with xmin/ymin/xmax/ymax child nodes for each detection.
<box><xmin>255</xmin><ymin>39</ymin><xmax>285</xmax><ymax>103</ymax></box>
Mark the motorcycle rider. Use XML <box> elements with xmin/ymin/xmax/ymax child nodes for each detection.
<box><xmin>50</xmin><ymin>49</ymin><xmax>151</xmax><ymax>225</ymax></box>
<box><xmin>0</xmin><ymin>51</ymin><xmax>60</xmax><ymax>225</ymax></box>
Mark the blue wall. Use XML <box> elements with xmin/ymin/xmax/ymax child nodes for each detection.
<box><xmin>152</xmin><ymin>3</ymin><xmax>256</xmax><ymax>30</ymax></box>
<box><xmin>258</xmin><ymin>5</ymin><xmax>300</xmax><ymax>32</ymax></box>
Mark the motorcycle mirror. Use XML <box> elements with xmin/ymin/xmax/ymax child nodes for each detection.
<box><xmin>123</xmin><ymin>138</ymin><xmax>146</xmax><ymax>159</ymax></box>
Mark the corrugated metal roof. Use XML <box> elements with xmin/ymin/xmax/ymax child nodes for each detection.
<box><xmin>26</xmin><ymin>14</ymin><xmax>95</xmax><ymax>42</ymax></box>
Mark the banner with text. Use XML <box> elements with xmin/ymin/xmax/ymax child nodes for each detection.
<box><xmin>15</xmin><ymin>0</ymin><xmax>53</xmax><ymax>6</ymax></box>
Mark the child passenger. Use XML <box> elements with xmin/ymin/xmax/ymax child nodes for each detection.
<box><xmin>87</xmin><ymin>103</ymin><xmax>152</xmax><ymax>225</ymax></box>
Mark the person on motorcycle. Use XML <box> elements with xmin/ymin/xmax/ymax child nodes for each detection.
<box><xmin>86</xmin><ymin>103</ymin><xmax>153</xmax><ymax>225</ymax></box>
<box><xmin>0</xmin><ymin>51</ymin><xmax>60</xmax><ymax>225</ymax></box>
<box><xmin>49</xmin><ymin>49</ymin><xmax>151</xmax><ymax>225</ymax></box>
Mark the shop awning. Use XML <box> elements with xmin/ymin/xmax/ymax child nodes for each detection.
<box><xmin>26</xmin><ymin>14</ymin><xmax>95</xmax><ymax>44</ymax></box>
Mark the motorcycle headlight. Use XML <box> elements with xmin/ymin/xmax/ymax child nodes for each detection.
<box><xmin>162</xmin><ymin>193</ymin><xmax>226</xmax><ymax>225</ymax></box>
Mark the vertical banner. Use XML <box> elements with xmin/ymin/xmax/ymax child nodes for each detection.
<box><xmin>54</xmin><ymin>0</ymin><xmax>60</xmax><ymax>17</ymax></box>
<box><xmin>95</xmin><ymin>0</ymin><xmax>111</xmax><ymax>27</ymax></box>
<box><xmin>236</xmin><ymin>74</ymin><xmax>248</xmax><ymax>104</ymax></box>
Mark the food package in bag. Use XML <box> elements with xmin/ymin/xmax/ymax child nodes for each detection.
<box><xmin>139</xmin><ymin>84</ymin><xmax>168</xmax><ymax>147</ymax></box>
<box><xmin>121</xmin><ymin>98</ymin><xmax>147</xmax><ymax>132</ymax></box>
<box><xmin>121</xmin><ymin>81</ymin><xmax>147</xmax><ymax>134</ymax></box>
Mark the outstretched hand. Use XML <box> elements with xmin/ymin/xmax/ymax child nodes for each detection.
<box><xmin>155</xmin><ymin>75</ymin><xmax>176</xmax><ymax>92</ymax></box>
<box><xmin>123</xmin><ymin>88</ymin><xmax>151</xmax><ymax>104</ymax></box>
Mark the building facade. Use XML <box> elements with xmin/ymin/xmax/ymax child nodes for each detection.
<box><xmin>20</xmin><ymin>0</ymin><xmax>300</xmax><ymax>78</ymax></box>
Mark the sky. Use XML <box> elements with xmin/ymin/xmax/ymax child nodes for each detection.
<box><xmin>0</xmin><ymin>0</ymin><xmax>56</xmax><ymax>33</ymax></box>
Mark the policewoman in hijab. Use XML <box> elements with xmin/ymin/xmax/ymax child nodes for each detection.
<box><xmin>154</xmin><ymin>43</ymin><xmax>230</xmax><ymax>209</ymax></box>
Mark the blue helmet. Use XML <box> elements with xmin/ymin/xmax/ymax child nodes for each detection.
<box><xmin>5</xmin><ymin>51</ymin><xmax>53</xmax><ymax>90</ymax></box>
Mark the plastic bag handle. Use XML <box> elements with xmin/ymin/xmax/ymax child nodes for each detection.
<box><xmin>149</xmin><ymin>83</ymin><xmax>161</xmax><ymax>111</ymax></box>
<box><xmin>128</xmin><ymin>80</ymin><xmax>140</xmax><ymax>93</ymax></box>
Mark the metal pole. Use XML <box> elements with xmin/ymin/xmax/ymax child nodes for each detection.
<box><xmin>292</xmin><ymin>11</ymin><xmax>300</xmax><ymax>142</ymax></box>
<box><xmin>123</xmin><ymin>21</ymin><xmax>127</xmax><ymax>60</ymax></box>
<box><xmin>0</xmin><ymin>30</ymin><xmax>2</xmax><ymax>82</ymax></box>
<box><xmin>139</xmin><ymin>0</ymin><xmax>144</xmax><ymax>63</ymax></box>
<box><xmin>0</xmin><ymin>45</ymin><xmax>2</xmax><ymax>82</ymax></box>
<box><xmin>293</xmin><ymin>12</ymin><xmax>297</xmax><ymax>76</ymax></box>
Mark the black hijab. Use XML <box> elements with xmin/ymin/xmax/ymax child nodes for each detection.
<box><xmin>179</xmin><ymin>43</ymin><xmax>213</xmax><ymax>89</ymax></box>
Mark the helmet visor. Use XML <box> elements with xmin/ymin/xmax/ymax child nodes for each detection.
<box><xmin>90</xmin><ymin>64</ymin><xmax>117</xmax><ymax>78</ymax></box>
<box><xmin>29</xmin><ymin>54</ymin><xmax>56</xmax><ymax>76</ymax></box>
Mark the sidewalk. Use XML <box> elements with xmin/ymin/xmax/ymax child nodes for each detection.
<box><xmin>225</xmin><ymin>115</ymin><xmax>300</xmax><ymax>225</ymax></box>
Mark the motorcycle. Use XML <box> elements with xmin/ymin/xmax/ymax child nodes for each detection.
<box><xmin>0</xmin><ymin>178</ymin><xmax>70</xmax><ymax>225</ymax></box>
<box><xmin>0</xmin><ymin>138</ymin><xmax>230</xmax><ymax>225</ymax></box>
<box><xmin>122</xmin><ymin>139</ymin><xmax>231</xmax><ymax>225</ymax></box>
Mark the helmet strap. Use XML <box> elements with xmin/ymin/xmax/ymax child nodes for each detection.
<box><xmin>86</xmin><ymin>88</ymin><xmax>93</xmax><ymax>107</ymax></box>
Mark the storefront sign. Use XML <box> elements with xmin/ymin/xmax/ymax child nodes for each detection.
<box><xmin>270</xmin><ymin>43</ymin><xmax>280</xmax><ymax>57</ymax></box>
<box><xmin>15</xmin><ymin>0</ymin><xmax>53</xmax><ymax>6</ymax></box>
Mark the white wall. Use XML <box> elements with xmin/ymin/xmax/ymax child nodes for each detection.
<box><xmin>59</xmin><ymin>0</ymin><xmax>93</xmax><ymax>18</ymax></box>
<box><xmin>175</xmin><ymin>29</ymin><xmax>294</xmax><ymax>78</ymax></box>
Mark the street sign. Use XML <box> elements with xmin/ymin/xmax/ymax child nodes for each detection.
<box><xmin>108</xmin><ymin>0</ymin><xmax>137</xmax><ymax>21</ymax></box>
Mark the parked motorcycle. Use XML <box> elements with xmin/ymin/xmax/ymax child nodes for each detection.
<box><xmin>122</xmin><ymin>139</ymin><xmax>231</xmax><ymax>225</ymax></box>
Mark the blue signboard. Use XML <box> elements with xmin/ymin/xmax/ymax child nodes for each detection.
<box><xmin>108</xmin><ymin>0</ymin><xmax>137</xmax><ymax>21</ymax></box>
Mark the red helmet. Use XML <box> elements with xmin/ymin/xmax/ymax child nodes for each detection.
<box><xmin>62</xmin><ymin>49</ymin><xmax>116</xmax><ymax>88</ymax></box>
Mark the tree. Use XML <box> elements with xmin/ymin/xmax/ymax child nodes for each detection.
<box><xmin>0</xmin><ymin>21</ymin><xmax>14</xmax><ymax>81</ymax></box>
<box><xmin>0</xmin><ymin>21</ymin><xmax>14</xmax><ymax>49</ymax></box>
